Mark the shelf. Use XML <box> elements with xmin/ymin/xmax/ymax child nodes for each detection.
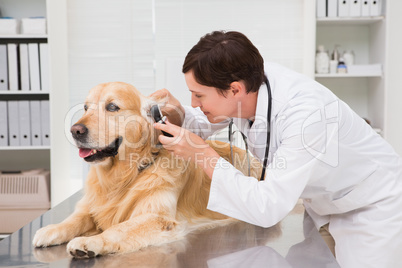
<box><xmin>0</xmin><ymin>91</ymin><xmax>49</xmax><ymax>95</ymax></box>
<box><xmin>315</xmin><ymin>73</ymin><xmax>382</xmax><ymax>78</ymax></box>
<box><xmin>317</xmin><ymin>16</ymin><xmax>385</xmax><ymax>26</ymax></box>
<box><xmin>0</xmin><ymin>34</ymin><xmax>47</xmax><ymax>39</ymax></box>
<box><xmin>0</xmin><ymin>91</ymin><xmax>49</xmax><ymax>101</ymax></box>
<box><xmin>0</xmin><ymin>146</ymin><xmax>50</xmax><ymax>151</ymax></box>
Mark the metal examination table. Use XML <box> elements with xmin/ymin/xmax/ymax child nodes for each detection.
<box><xmin>0</xmin><ymin>190</ymin><xmax>339</xmax><ymax>267</ymax></box>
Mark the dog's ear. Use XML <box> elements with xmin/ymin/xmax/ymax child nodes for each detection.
<box><xmin>140</xmin><ymin>96</ymin><xmax>168</xmax><ymax>149</ymax></box>
<box><xmin>140</xmin><ymin>96</ymin><xmax>168</xmax><ymax>124</ymax></box>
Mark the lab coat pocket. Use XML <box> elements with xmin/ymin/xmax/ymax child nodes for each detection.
<box><xmin>332</xmin><ymin>167</ymin><xmax>387</xmax><ymax>213</ymax></box>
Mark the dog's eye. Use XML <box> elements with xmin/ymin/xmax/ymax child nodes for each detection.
<box><xmin>106</xmin><ymin>103</ymin><xmax>120</xmax><ymax>112</ymax></box>
<box><xmin>84</xmin><ymin>104</ymin><xmax>88</xmax><ymax>111</ymax></box>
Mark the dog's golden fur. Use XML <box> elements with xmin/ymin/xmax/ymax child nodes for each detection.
<box><xmin>32</xmin><ymin>82</ymin><xmax>261</xmax><ymax>258</ymax></box>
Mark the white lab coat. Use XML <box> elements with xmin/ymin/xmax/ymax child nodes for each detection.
<box><xmin>182</xmin><ymin>62</ymin><xmax>402</xmax><ymax>267</ymax></box>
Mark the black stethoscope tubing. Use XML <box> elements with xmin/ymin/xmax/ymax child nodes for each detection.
<box><xmin>229</xmin><ymin>77</ymin><xmax>272</xmax><ymax>181</ymax></box>
<box><xmin>261</xmin><ymin>77</ymin><xmax>272</xmax><ymax>181</ymax></box>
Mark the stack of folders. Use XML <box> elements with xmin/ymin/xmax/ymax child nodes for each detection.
<box><xmin>0</xmin><ymin>100</ymin><xmax>50</xmax><ymax>147</ymax></box>
<box><xmin>0</xmin><ymin>43</ymin><xmax>49</xmax><ymax>92</ymax></box>
<box><xmin>317</xmin><ymin>0</ymin><xmax>383</xmax><ymax>18</ymax></box>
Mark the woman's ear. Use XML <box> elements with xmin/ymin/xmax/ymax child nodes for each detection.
<box><xmin>230</xmin><ymin>81</ymin><xmax>247</xmax><ymax>97</ymax></box>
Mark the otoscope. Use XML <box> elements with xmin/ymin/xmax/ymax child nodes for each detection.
<box><xmin>150</xmin><ymin>105</ymin><xmax>173</xmax><ymax>137</ymax></box>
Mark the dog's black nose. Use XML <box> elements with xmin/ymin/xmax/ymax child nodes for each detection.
<box><xmin>71</xmin><ymin>124</ymin><xmax>88</xmax><ymax>140</ymax></box>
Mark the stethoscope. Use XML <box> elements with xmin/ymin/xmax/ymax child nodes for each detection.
<box><xmin>228</xmin><ymin>77</ymin><xmax>272</xmax><ymax>181</ymax></box>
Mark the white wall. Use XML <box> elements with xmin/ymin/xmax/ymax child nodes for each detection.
<box><xmin>66</xmin><ymin>0</ymin><xmax>307</xmax><ymax>103</ymax></box>
<box><xmin>153</xmin><ymin>0</ymin><xmax>307</xmax><ymax>105</ymax></box>
<box><xmin>384</xmin><ymin>0</ymin><xmax>402</xmax><ymax>155</ymax></box>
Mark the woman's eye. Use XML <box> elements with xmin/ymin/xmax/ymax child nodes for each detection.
<box><xmin>84</xmin><ymin>104</ymin><xmax>88</xmax><ymax>111</ymax></box>
<box><xmin>195</xmin><ymin>94</ymin><xmax>202</xmax><ymax>98</ymax></box>
<box><xmin>106</xmin><ymin>103</ymin><xmax>120</xmax><ymax>112</ymax></box>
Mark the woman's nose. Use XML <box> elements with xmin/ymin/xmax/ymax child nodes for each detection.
<box><xmin>191</xmin><ymin>95</ymin><xmax>200</xmax><ymax>108</ymax></box>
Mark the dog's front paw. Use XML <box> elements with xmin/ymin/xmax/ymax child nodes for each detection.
<box><xmin>67</xmin><ymin>236</ymin><xmax>104</xmax><ymax>258</ymax></box>
<box><xmin>33</xmin><ymin>224</ymin><xmax>71</xmax><ymax>248</ymax></box>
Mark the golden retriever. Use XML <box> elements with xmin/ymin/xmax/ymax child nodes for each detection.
<box><xmin>32</xmin><ymin>82</ymin><xmax>261</xmax><ymax>258</ymax></box>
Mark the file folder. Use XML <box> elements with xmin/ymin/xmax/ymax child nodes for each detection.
<box><xmin>8</xmin><ymin>101</ymin><xmax>20</xmax><ymax>146</ymax></box>
<box><xmin>328</xmin><ymin>0</ymin><xmax>338</xmax><ymax>17</ymax></box>
<box><xmin>350</xmin><ymin>0</ymin><xmax>361</xmax><ymax>17</ymax></box>
<box><xmin>338</xmin><ymin>0</ymin><xmax>350</xmax><ymax>17</ymax></box>
<box><xmin>40</xmin><ymin>100</ymin><xmax>50</xmax><ymax>146</ymax></box>
<box><xmin>39</xmin><ymin>43</ymin><xmax>49</xmax><ymax>92</ymax></box>
<box><xmin>7</xmin><ymin>43</ymin><xmax>19</xmax><ymax>91</ymax></box>
<box><xmin>30</xmin><ymin>100</ymin><xmax>42</xmax><ymax>146</ymax></box>
<box><xmin>19</xmin><ymin>44</ymin><xmax>30</xmax><ymax>91</ymax></box>
<box><xmin>0</xmin><ymin>101</ymin><xmax>8</xmax><ymax>146</ymax></box>
<box><xmin>0</xmin><ymin>45</ymin><xmax>8</xmax><ymax>91</ymax></box>
<box><xmin>361</xmin><ymin>0</ymin><xmax>370</xmax><ymax>16</ymax></box>
<box><xmin>19</xmin><ymin>101</ymin><xmax>31</xmax><ymax>146</ymax></box>
<box><xmin>316</xmin><ymin>0</ymin><xmax>326</xmax><ymax>18</ymax></box>
<box><xmin>370</xmin><ymin>0</ymin><xmax>382</xmax><ymax>16</ymax></box>
<box><xmin>28</xmin><ymin>43</ymin><xmax>41</xmax><ymax>92</ymax></box>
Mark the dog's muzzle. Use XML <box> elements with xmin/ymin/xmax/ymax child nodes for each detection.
<box><xmin>71</xmin><ymin>123</ymin><xmax>88</xmax><ymax>142</ymax></box>
<box><xmin>71</xmin><ymin>124</ymin><xmax>123</xmax><ymax>162</ymax></box>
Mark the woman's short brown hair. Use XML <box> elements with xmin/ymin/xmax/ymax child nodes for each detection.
<box><xmin>182</xmin><ymin>31</ymin><xmax>266</xmax><ymax>95</ymax></box>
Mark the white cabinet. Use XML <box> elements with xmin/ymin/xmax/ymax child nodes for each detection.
<box><xmin>0</xmin><ymin>0</ymin><xmax>51</xmax><ymax>233</ymax></box>
<box><xmin>314</xmin><ymin>7</ymin><xmax>386</xmax><ymax>134</ymax></box>
<box><xmin>313</xmin><ymin>0</ymin><xmax>402</xmax><ymax>156</ymax></box>
<box><xmin>0</xmin><ymin>0</ymin><xmax>73</xmax><ymax>208</ymax></box>
<box><xmin>0</xmin><ymin>0</ymin><xmax>50</xmax><ymax>171</ymax></box>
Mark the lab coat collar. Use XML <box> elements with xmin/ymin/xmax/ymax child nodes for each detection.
<box><xmin>233</xmin><ymin>82</ymin><xmax>269</xmax><ymax>131</ymax></box>
<box><xmin>232</xmin><ymin>82</ymin><xmax>270</xmax><ymax>156</ymax></box>
<box><xmin>253</xmin><ymin>82</ymin><xmax>270</xmax><ymax>129</ymax></box>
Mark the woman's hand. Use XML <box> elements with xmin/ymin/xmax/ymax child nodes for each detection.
<box><xmin>154</xmin><ymin>120</ymin><xmax>220</xmax><ymax>178</ymax></box>
<box><xmin>149</xmin><ymin>89</ymin><xmax>185</xmax><ymax>127</ymax></box>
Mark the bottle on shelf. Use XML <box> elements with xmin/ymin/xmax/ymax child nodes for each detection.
<box><xmin>315</xmin><ymin>45</ymin><xmax>329</xmax><ymax>74</ymax></box>
<box><xmin>337</xmin><ymin>58</ymin><xmax>347</xmax><ymax>73</ymax></box>
<box><xmin>331</xmin><ymin>45</ymin><xmax>340</xmax><ymax>62</ymax></box>
<box><xmin>330</xmin><ymin>45</ymin><xmax>342</xmax><ymax>74</ymax></box>
<box><xmin>343</xmin><ymin>50</ymin><xmax>355</xmax><ymax>67</ymax></box>
<box><xmin>329</xmin><ymin>60</ymin><xmax>338</xmax><ymax>74</ymax></box>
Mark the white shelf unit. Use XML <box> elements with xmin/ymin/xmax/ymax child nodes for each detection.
<box><xmin>0</xmin><ymin>146</ymin><xmax>50</xmax><ymax>150</ymax></box>
<box><xmin>313</xmin><ymin>0</ymin><xmax>402</xmax><ymax>157</ymax></box>
<box><xmin>0</xmin><ymin>1</ymin><xmax>50</xmax><ymax>173</ymax></box>
<box><xmin>315</xmin><ymin>11</ymin><xmax>386</xmax><ymax>134</ymax></box>
<box><xmin>0</xmin><ymin>34</ymin><xmax>48</xmax><ymax>39</ymax></box>
<box><xmin>0</xmin><ymin>0</ymin><xmax>51</xmax><ymax>234</ymax></box>
<box><xmin>0</xmin><ymin>91</ymin><xmax>48</xmax><ymax>95</ymax></box>
<box><xmin>315</xmin><ymin>73</ymin><xmax>382</xmax><ymax>78</ymax></box>
<box><xmin>316</xmin><ymin>16</ymin><xmax>385</xmax><ymax>25</ymax></box>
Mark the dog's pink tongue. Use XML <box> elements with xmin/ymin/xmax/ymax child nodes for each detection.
<box><xmin>79</xmin><ymin>148</ymin><xmax>92</xmax><ymax>158</ymax></box>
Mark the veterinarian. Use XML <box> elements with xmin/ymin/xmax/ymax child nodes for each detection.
<box><xmin>152</xmin><ymin>30</ymin><xmax>402</xmax><ymax>267</ymax></box>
